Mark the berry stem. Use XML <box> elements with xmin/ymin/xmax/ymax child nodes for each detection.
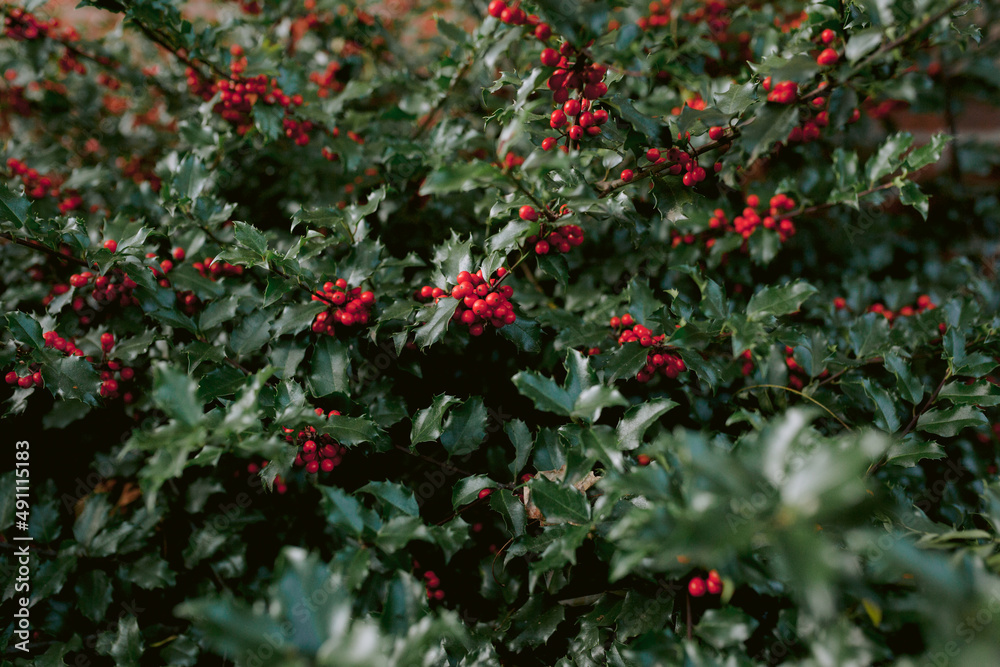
<box><xmin>509</xmin><ymin>173</ymin><xmax>558</xmax><ymax>221</ymax></box>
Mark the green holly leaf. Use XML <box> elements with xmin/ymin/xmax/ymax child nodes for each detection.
<box><xmin>309</xmin><ymin>337</ymin><xmax>350</xmax><ymax>397</ymax></box>
<box><xmin>506</xmin><ymin>419</ymin><xmax>534</xmax><ymax>478</ymax></box>
<box><xmin>95</xmin><ymin>616</ymin><xmax>144</xmax><ymax>667</ymax></box>
<box><xmin>528</xmin><ymin>477</ymin><xmax>590</xmax><ymax>524</ymax></box>
<box><xmin>452</xmin><ymin>475</ymin><xmax>495</xmax><ymax>508</ymax></box>
<box><xmin>491</xmin><ymin>490</ymin><xmax>526</xmax><ymax>537</ymax></box>
<box><xmin>746</xmin><ymin>281</ymin><xmax>817</xmax><ymax>320</ymax></box>
<box><xmin>616</xmin><ymin>398</ymin><xmax>678</xmax><ymax>451</ymax></box>
<box><xmin>0</xmin><ymin>184</ymin><xmax>31</xmax><ymax>226</ymax></box>
<box><xmin>440</xmin><ymin>397</ymin><xmax>488</xmax><ymax>456</ymax></box>
<box><xmin>937</xmin><ymin>381</ymin><xmax>1000</xmax><ymax>407</ymax></box>
<box><xmin>42</xmin><ymin>356</ymin><xmax>101</xmax><ymax>406</ymax></box>
<box><xmin>413</xmin><ymin>298</ymin><xmax>458</xmax><ymax>349</ymax></box>
<box><xmin>916</xmin><ymin>405</ymin><xmax>988</xmax><ymax>437</ymax></box>
<box><xmin>411</xmin><ymin>393</ymin><xmax>461</xmax><ymax>446</ymax></box>
<box><xmin>5</xmin><ymin>311</ymin><xmax>45</xmax><ymax>348</ymax></box>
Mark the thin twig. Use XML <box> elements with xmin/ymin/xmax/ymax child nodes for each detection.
<box><xmin>867</xmin><ymin>369</ymin><xmax>952</xmax><ymax>477</ymax></box>
<box><xmin>0</xmin><ymin>233</ymin><xmax>93</xmax><ymax>269</ymax></box>
<box><xmin>736</xmin><ymin>383</ymin><xmax>852</xmax><ymax>431</ymax></box>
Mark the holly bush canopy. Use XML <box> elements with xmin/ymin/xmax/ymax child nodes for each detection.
<box><xmin>2</xmin><ymin>0</ymin><xmax>1000</xmax><ymax>665</ymax></box>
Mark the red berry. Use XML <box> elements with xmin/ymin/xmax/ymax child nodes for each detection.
<box><xmin>620</xmin><ymin>169</ymin><xmax>634</xmax><ymax>182</ymax></box>
<box><xmin>816</xmin><ymin>48</ymin><xmax>839</xmax><ymax>66</ymax></box>
<box><xmin>478</xmin><ymin>488</ymin><xmax>493</xmax><ymax>499</ymax></box>
<box><xmin>820</xmin><ymin>29</ymin><xmax>836</xmax><ymax>44</ymax></box>
<box><xmin>18</xmin><ymin>376</ymin><xmax>33</xmax><ymax>389</ymax></box>
<box><xmin>540</xmin><ymin>48</ymin><xmax>560</xmax><ymax>67</ymax></box>
<box><xmin>100</xmin><ymin>332</ymin><xmax>115</xmax><ymax>352</ymax></box>
<box><xmin>534</xmin><ymin>23</ymin><xmax>551</xmax><ymax>40</ymax></box>
<box><xmin>519</xmin><ymin>205</ymin><xmax>538</xmax><ymax>221</ymax></box>
<box><xmin>646</xmin><ymin>148</ymin><xmax>660</xmax><ymax>162</ymax></box>
<box><xmin>487</xmin><ymin>0</ymin><xmax>506</xmax><ymax>18</ymax></box>
<box><xmin>5</xmin><ymin>371</ymin><xmax>17</xmax><ymax>384</ymax></box>
<box><xmin>708</xmin><ymin>126</ymin><xmax>724</xmax><ymax>141</ymax></box>
<box><xmin>103</xmin><ymin>239</ymin><xmax>117</xmax><ymax>252</ymax></box>
<box><xmin>534</xmin><ymin>240</ymin><xmax>550</xmax><ymax>255</ymax></box>
<box><xmin>688</xmin><ymin>577</ymin><xmax>706</xmax><ymax>597</ymax></box>
<box><xmin>563</xmin><ymin>99</ymin><xmax>581</xmax><ymax>116</ymax></box>
<box><xmin>636</xmin><ymin>454</ymin><xmax>651</xmax><ymax>466</ymax></box>
<box><xmin>541</xmin><ymin>137</ymin><xmax>556</xmax><ymax>151</ymax></box>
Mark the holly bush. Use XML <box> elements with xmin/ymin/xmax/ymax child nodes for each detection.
<box><xmin>3</xmin><ymin>0</ymin><xmax>1000</xmax><ymax>664</ymax></box>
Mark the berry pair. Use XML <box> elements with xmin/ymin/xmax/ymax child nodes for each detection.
<box><xmin>688</xmin><ymin>570</ymin><xmax>723</xmax><ymax>597</ymax></box>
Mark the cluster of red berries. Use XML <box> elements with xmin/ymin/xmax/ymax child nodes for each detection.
<box><xmin>734</xmin><ymin>193</ymin><xmax>797</xmax><ymax>241</ymax></box>
<box><xmin>499</xmin><ymin>151</ymin><xmax>525</xmax><ymax>170</ymax></box>
<box><xmin>1</xmin><ymin>81</ymin><xmax>31</xmax><ymax>121</ymax></box>
<box><xmin>4</xmin><ymin>10</ymin><xmax>87</xmax><ymax>77</ymax></box>
<box><xmin>517</xmin><ymin>204</ymin><xmax>585</xmax><ymax>255</ymax></box>
<box><xmin>739</xmin><ymin>349</ymin><xmax>753</xmax><ymax>377</ymax></box>
<box><xmin>486</xmin><ymin>0</ymin><xmax>552</xmax><ymax>38</ymax></box>
<box><xmin>185</xmin><ymin>45</ymin><xmax>305</xmax><ymax>137</ymax></box>
<box><xmin>4</xmin><ymin>8</ymin><xmax>78</xmax><ymax>43</ymax></box>
<box><xmin>232</xmin><ymin>0</ymin><xmax>262</xmax><ymax>15</ymax></box>
<box><xmin>288</xmin><ymin>408</ymin><xmax>347</xmax><ymax>474</ymax></box>
<box><xmin>41</xmin><ymin>330</ymin><xmax>84</xmax><ymax>357</ymax></box>
<box><xmin>637</xmin><ymin>0</ymin><xmax>673</xmax><ymax>30</ymax></box>
<box><xmin>610</xmin><ymin>315</ymin><xmax>687</xmax><ymax>383</ymax></box>
<box><xmin>282</xmin><ymin>117</ymin><xmax>315</xmax><ymax>146</ymax></box>
<box><xmin>422</xmin><ymin>570</ymin><xmax>445</xmax><ymax>600</ymax></box>
<box><xmin>97</xmin><ymin>358</ymin><xmax>138</xmax><ymax>403</ymax></box>
<box><xmin>310</xmin><ymin>279</ymin><xmax>375</xmax><ymax>336</ymax></box>
<box><xmin>787</xmin><ymin>107</ymin><xmax>828</xmax><ymax>143</ymax></box>
<box><xmin>527</xmin><ymin>222</ymin><xmax>584</xmax><ymax>256</ymax></box>
<box><xmin>309</xmin><ymin>61</ymin><xmax>345</xmax><ymax>98</ymax></box>
<box><xmin>782</xmin><ymin>346</ymin><xmax>810</xmax><ymax>391</ymax></box>
<box><xmin>67</xmin><ymin>268</ymin><xmax>140</xmax><ymax>309</ymax></box>
<box><xmin>763</xmin><ymin>78</ymin><xmax>797</xmax><ymax>105</ymax></box>
<box><xmin>688</xmin><ymin>570</ymin><xmax>723</xmax><ymax>597</ymax></box>
<box><xmin>5</xmin><ymin>367</ymin><xmax>43</xmax><ymax>389</ymax></box>
<box><xmin>193</xmin><ymin>256</ymin><xmax>244</xmax><ymax>280</ymax></box>
<box><xmin>115</xmin><ymin>154</ymin><xmax>162</xmax><ymax>191</ymax></box>
<box><xmin>447</xmin><ymin>269</ymin><xmax>516</xmax><ymax>336</ymax></box>
<box><xmin>246</xmin><ymin>460</ymin><xmax>287</xmax><ymax>494</ymax></box>
<box><xmin>653</xmin><ymin>146</ymin><xmax>709</xmax><ymax>187</ymax></box>
<box><xmin>6</xmin><ymin>158</ymin><xmax>82</xmax><ymax>213</ymax></box>
<box><xmin>682</xmin><ymin>193</ymin><xmax>797</xmax><ymax>252</ymax></box>
<box><xmin>538</xmin><ymin>44</ymin><xmax>610</xmax><ymax>150</ymax></box>
<box><xmin>856</xmin><ymin>294</ymin><xmax>938</xmax><ymax>323</ymax></box>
